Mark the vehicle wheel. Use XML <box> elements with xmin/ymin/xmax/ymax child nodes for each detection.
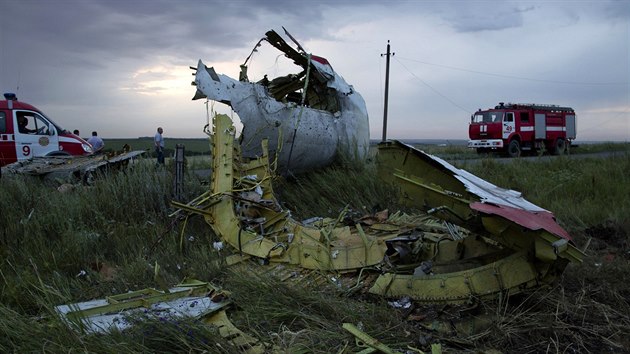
<box><xmin>47</xmin><ymin>151</ymin><xmax>71</xmax><ymax>157</ymax></box>
<box><xmin>553</xmin><ymin>138</ymin><xmax>566</xmax><ymax>155</ymax></box>
<box><xmin>507</xmin><ymin>140</ymin><xmax>521</xmax><ymax>158</ymax></box>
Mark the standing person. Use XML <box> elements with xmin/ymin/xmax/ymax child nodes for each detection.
<box><xmin>87</xmin><ymin>131</ymin><xmax>104</xmax><ymax>153</ymax></box>
<box><xmin>154</xmin><ymin>127</ymin><xmax>165</xmax><ymax>165</ymax></box>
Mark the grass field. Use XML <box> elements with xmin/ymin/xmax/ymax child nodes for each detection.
<box><xmin>103</xmin><ymin>137</ymin><xmax>212</xmax><ymax>156</ymax></box>
<box><xmin>104</xmin><ymin>138</ymin><xmax>630</xmax><ymax>158</ymax></box>
<box><xmin>0</xmin><ymin>144</ymin><xmax>628</xmax><ymax>352</ymax></box>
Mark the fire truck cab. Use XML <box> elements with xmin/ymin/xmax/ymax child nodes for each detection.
<box><xmin>468</xmin><ymin>102</ymin><xmax>576</xmax><ymax>157</ymax></box>
<box><xmin>0</xmin><ymin>93</ymin><xmax>93</xmax><ymax>167</ymax></box>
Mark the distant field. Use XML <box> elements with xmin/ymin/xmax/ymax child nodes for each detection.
<box><xmin>103</xmin><ymin>137</ymin><xmax>629</xmax><ymax>160</ymax></box>
<box><xmin>103</xmin><ymin>137</ymin><xmax>211</xmax><ymax>155</ymax></box>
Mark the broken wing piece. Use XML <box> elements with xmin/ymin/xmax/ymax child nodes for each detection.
<box><xmin>191</xmin><ymin>29</ymin><xmax>369</xmax><ymax>174</ymax></box>
<box><xmin>370</xmin><ymin>142</ymin><xmax>583</xmax><ymax>301</ymax></box>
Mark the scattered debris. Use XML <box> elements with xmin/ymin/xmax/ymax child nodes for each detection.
<box><xmin>55</xmin><ymin>107</ymin><xmax>584</xmax><ymax>350</ymax></box>
<box><xmin>175</xmin><ymin>113</ymin><xmax>583</xmax><ymax>305</ymax></box>
<box><xmin>1</xmin><ymin>150</ymin><xmax>144</xmax><ymax>183</ymax></box>
<box><xmin>56</xmin><ymin>112</ymin><xmax>584</xmax><ymax>350</ymax></box>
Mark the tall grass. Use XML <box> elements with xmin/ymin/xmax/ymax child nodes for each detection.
<box><xmin>275</xmin><ymin>153</ymin><xmax>400</xmax><ymax>220</ymax></box>
<box><xmin>459</xmin><ymin>155</ymin><xmax>630</xmax><ymax>238</ymax></box>
<box><xmin>0</xmin><ymin>149</ymin><xmax>628</xmax><ymax>352</ymax></box>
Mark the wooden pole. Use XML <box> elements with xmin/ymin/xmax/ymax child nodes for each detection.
<box><xmin>381</xmin><ymin>41</ymin><xmax>394</xmax><ymax>142</ymax></box>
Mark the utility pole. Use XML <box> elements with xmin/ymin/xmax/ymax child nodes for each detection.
<box><xmin>381</xmin><ymin>40</ymin><xmax>394</xmax><ymax>142</ymax></box>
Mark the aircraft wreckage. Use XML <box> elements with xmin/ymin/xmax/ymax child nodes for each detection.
<box><xmin>191</xmin><ymin>28</ymin><xmax>369</xmax><ymax>174</ymax></box>
<box><xmin>55</xmin><ymin>116</ymin><xmax>584</xmax><ymax>350</ymax></box>
<box><xmin>172</xmin><ymin>113</ymin><xmax>583</xmax><ymax>303</ymax></box>
<box><xmin>55</xmin><ymin>30</ymin><xmax>583</xmax><ymax>348</ymax></box>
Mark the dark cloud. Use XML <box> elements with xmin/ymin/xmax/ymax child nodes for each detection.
<box><xmin>598</xmin><ymin>1</ymin><xmax>630</xmax><ymax>21</ymax></box>
<box><xmin>1</xmin><ymin>0</ymin><xmax>328</xmax><ymax>67</ymax></box>
<box><xmin>437</xmin><ymin>2</ymin><xmax>529</xmax><ymax>32</ymax></box>
<box><xmin>0</xmin><ymin>0</ymin><xmax>627</xmax><ymax>140</ymax></box>
<box><xmin>0</xmin><ymin>0</ymin><xmax>326</xmax><ymax>102</ymax></box>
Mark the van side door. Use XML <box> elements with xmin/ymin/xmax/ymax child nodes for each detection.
<box><xmin>13</xmin><ymin>110</ymin><xmax>60</xmax><ymax>160</ymax></box>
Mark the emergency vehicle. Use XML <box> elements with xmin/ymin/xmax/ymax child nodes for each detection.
<box><xmin>468</xmin><ymin>102</ymin><xmax>576</xmax><ymax>157</ymax></box>
<box><xmin>0</xmin><ymin>93</ymin><xmax>93</xmax><ymax>166</ymax></box>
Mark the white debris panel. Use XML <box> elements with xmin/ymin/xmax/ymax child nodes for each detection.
<box><xmin>55</xmin><ymin>287</ymin><xmax>229</xmax><ymax>334</ymax></box>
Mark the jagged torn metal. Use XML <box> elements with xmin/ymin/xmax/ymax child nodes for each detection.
<box><xmin>394</xmin><ymin>140</ymin><xmax>570</xmax><ymax>240</ymax></box>
<box><xmin>192</xmin><ymin>29</ymin><xmax>369</xmax><ymax>174</ymax></box>
<box><xmin>55</xmin><ymin>285</ymin><xmax>229</xmax><ymax>334</ymax></box>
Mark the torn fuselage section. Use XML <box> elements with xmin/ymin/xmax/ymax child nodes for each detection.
<box><xmin>191</xmin><ymin>29</ymin><xmax>369</xmax><ymax>174</ymax></box>
<box><xmin>179</xmin><ymin>113</ymin><xmax>583</xmax><ymax>304</ymax></box>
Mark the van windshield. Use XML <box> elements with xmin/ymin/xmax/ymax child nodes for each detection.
<box><xmin>38</xmin><ymin>111</ymin><xmax>66</xmax><ymax>134</ymax></box>
<box><xmin>473</xmin><ymin>112</ymin><xmax>503</xmax><ymax>123</ymax></box>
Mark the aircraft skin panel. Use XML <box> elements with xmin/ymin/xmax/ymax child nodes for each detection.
<box><xmin>192</xmin><ymin>29</ymin><xmax>369</xmax><ymax>174</ymax></box>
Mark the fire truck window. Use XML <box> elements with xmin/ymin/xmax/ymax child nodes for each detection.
<box><xmin>474</xmin><ymin>112</ymin><xmax>503</xmax><ymax>123</ymax></box>
<box><xmin>520</xmin><ymin>112</ymin><xmax>530</xmax><ymax>123</ymax></box>
<box><xmin>505</xmin><ymin>112</ymin><xmax>514</xmax><ymax>122</ymax></box>
<box><xmin>0</xmin><ymin>112</ymin><xmax>6</xmax><ymax>133</ymax></box>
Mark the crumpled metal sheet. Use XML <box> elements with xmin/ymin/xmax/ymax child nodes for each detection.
<box><xmin>471</xmin><ymin>202</ymin><xmax>571</xmax><ymax>241</ymax></box>
<box><xmin>55</xmin><ymin>287</ymin><xmax>228</xmax><ymax>333</ymax></box>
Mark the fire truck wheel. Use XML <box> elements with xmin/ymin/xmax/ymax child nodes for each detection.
<box><xmin>553</xmin><ymin>139</ymin><xmax>566</xmax><ymax>155</ymax></box>
<box><xmin>507</xmin><ymin>140</ymin><xmax>521</xmax><ymax>158</ymax></box>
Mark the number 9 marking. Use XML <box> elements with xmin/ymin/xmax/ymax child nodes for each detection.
<box><xmin>22</xmin><ymin>145</ymin><xmax>31</xmax><ymax>156</ymax></box>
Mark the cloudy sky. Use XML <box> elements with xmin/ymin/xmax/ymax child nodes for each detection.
<box><xmin>1</xmin><ymin>0</ymin><xmax>628</xmax><ymax>141</ymax></box>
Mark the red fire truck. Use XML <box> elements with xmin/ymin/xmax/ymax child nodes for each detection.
<box><xmin>0</xmin><ymin>93</ymin><xmax>94</xmax><ymax>166</ymax></box>
<box><xmin>468</xmin><ymin>102</ymin><xmax>576</xmax><ymax>157</ymax></box>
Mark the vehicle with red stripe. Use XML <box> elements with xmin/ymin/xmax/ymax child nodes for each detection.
<box><xmin>468</xmin><ymin>102</ymin><xmax>576</xmax><ymax>157</ymax></box>
<box><xmin>0</xmin><ymin>93</ymin><xmax>93</xmax><ymax>166</ymax></box>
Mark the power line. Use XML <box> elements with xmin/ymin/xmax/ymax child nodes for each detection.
<box><xmin>397</xmin><ymin>56</ymin><xmax>629</xmax><ymax>86</ymax></box>
<box><xmin>394</xmin><ymin>56</ymin><xmax>472</xmax><ymax>114</ymax></box>
<box><xmin>579</xmin><ymin>110</ymin><xmax>630</xmax><ymax>132</ymax></box>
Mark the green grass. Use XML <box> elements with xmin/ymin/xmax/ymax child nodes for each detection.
<box><xmin>412</xmin><ymin>143</ymin><xmax>477</xmax><ymax>160</ymax></box>
<box><xmin>103</xmin><ymin>138</ymin><xmax>212</xmax><ymax>157</ymax></box>
<box><xmin>0</xmin><ymin>144</ymin><xmax>628</xmax><ymax>352</ymax></box>
<box><xmin>457</xmin><ymin>155</ymin><xmax>630</xmax><ymax>235</ymax></box>
<box><xmin>570</xmin><ymin>141</ymin><xmax>630</xmax><ymax>154</ymax></box>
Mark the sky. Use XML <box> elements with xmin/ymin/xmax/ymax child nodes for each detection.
<box><xmin>1</xmin><ymin>0</ymin><xmax>628</xmax><ymax>142</ymax></box>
